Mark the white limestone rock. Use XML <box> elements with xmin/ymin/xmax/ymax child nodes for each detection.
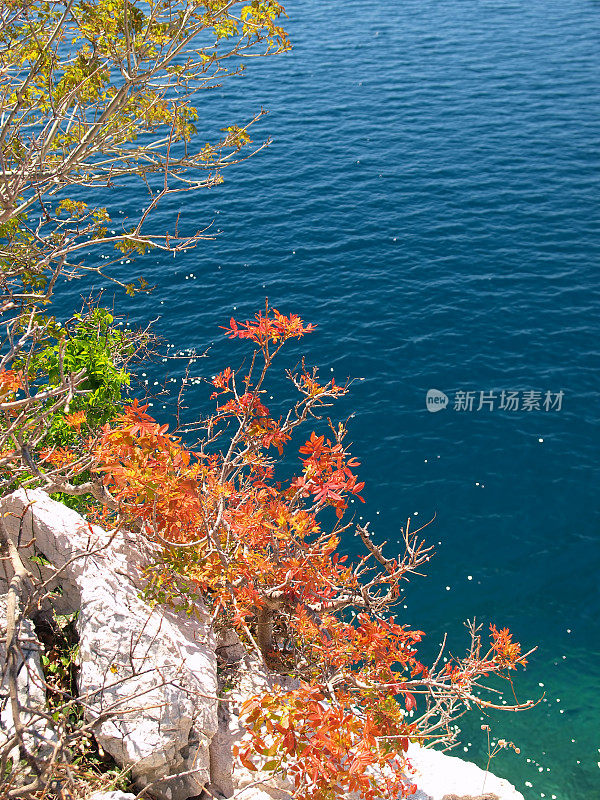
<box><xmin>406</xmin><ymin>744</ymin><xmax>525</xmax><ymax>800</ymax></box>
<box><xmin>0</xmin><ymin>490</ymin><xmax>526</xmax><ymax>800</ymax></box>
<box><xmin>87</xmin><ymin>793</ymin><xmax>137</xmax><ymax>800</ymax></box>
<box><xmin>0</xmin><ymin>489</ymin><xmax>218</xmax><ymax>800</ymax></box>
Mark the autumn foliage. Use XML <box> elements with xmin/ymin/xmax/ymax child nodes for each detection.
<box><xmin>0</xmin><ymin>4</ymin><xmax>533</xmax><ymax>795</ymax></box>
<box><xmin>93</xmin><ymin>306</ymin><xmax>532</xmax><ymax>800</ymax></box>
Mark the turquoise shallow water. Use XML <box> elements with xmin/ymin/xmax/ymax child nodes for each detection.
<box><xmin>61</xmin><ymin>1</ymin><xmax>599</xmax><ymax>797</ymax></box>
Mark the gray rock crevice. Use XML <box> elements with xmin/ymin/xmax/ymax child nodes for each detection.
<box><xmin>0</xmin><ymin>595</ymin><xmax>58</xmax><ymax>762</ymax></box>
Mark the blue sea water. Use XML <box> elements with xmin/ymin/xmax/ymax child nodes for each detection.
<box><xmin>64</xmin><ymin>1</ymin><xmax>600</xmax><ymax>797</ymax></box>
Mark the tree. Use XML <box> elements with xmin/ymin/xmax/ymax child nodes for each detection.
<box><xmin>0</xmin><ymin>5</ymin><xmax>290</xmax><ymax>795</ymax></box>
<box><xmin>94</xmin><ymin>305</ymin><xmax>534</xmax><ymax>800</ymax></box>
<box><xmin>0</xmin><ymin>0</ymin><xmax>290</xmax><ymax>496</ymax></box>
<box><xmin>0</xmin><ymin>7</ymin><xmax>535</xmax><ymax>799</ymax></box>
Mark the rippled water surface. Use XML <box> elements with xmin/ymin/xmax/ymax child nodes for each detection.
<box><xmin>65</xmin><ymin>1</ymin><xmax>600</xmax><ymax>797</ymax></box>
